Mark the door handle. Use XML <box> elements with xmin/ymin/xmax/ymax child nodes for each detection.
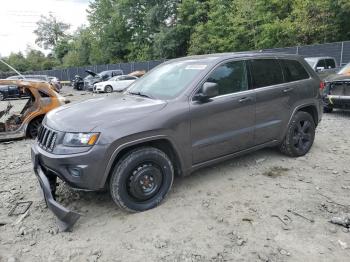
<box><xmin>283</xmin><ymin>87</ymin><xmax>294</xmax><ymax>93</ymax></box>
<box><xmin>238</xmin><ymin>97</ymin><xmax>253</xmax><ymax>103</ymax></box>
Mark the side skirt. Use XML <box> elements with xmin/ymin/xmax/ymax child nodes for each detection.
<box><xmin>189</xmin><ymin>140</ymin><xmax>279</xmax><ymax>174</ymax></box>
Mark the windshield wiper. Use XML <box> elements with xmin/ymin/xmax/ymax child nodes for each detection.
<box><xmin>128</xmin><ymin>91</ymin><xmax>153</xmax><ymax>99</ymax></box>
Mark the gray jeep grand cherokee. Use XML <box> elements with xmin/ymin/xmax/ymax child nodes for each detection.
<box><xmin>31</xmin><ymin>52</ymin><xmax>323</xmax><ymax>230</ymax></box>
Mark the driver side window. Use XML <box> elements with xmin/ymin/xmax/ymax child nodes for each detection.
<box><xmin>206</xmin><ymin>60</ymin><xmax>248</xmax><ymax>96</ymax></box>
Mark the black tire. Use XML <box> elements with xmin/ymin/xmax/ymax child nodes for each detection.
<box><xmin>279</xmin><ymin>111</ymin><xmax>315</xmax><ymax>157</ymax></box>
<box><xmin>105</xmin><ymin>85</ymin><xmax>113</xmax><ymax>93</ymax></box>
<box><xmin>0</xmin><ymin>92</ymin><xmax>4</xmax><ymax>101</ymax></box>
<box><xmin>323</xmin><ymin>106</ymin><xmax>333</xmax><ymax>113</ymax></box>
<box><xmin>109</xmin><ymin>147</ymin><xmax>174</xmax><ymax>212</ymax></box>
<box><xmin>27</xmin><ymin>117</ymin><xmax>43</xmax><ymax>138</ymax></box>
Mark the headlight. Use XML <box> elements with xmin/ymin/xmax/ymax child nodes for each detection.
<box><xmin>63</xmin><ymin>132</ymin><xmax>99</xmax><ymax>147</ymax></box>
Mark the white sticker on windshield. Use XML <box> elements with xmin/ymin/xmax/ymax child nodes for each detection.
<box><xmin>185</xmin><ymin>65</ymin><xmax>207</xmax><ymax>70</ymax></box>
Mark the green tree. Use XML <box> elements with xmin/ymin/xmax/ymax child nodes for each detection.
<box><xmin>6</xmin><ymin>52</ymin><xmax>28</xmax><ymax>72</ymax></box>
<box><xmin>34</xmin><ymin>13</ymin><xmax>71</xmax><ymax>50</ymax></box>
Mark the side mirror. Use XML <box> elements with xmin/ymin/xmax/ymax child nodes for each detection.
<box><xmin>316</xmin><ymin>67</ymin><xmax>325</xmax><ymax>72</ymax></box>
<box><xmin>194</xmin><ymin>82</ymin><xmax>219</xmax><ymax>102</ymax></box>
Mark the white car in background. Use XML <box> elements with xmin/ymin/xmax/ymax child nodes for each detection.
<box><xmin>93</xmin><ymin>75</ymin><xmax>138</xmax><ymax>93</ymax></box>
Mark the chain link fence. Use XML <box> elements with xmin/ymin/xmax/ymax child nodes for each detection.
<box><xmin>1</xmin><ymin>41</ymin><xmax>350</xmax><ymax>80</ymax></box>
<box><xmin>262</xmin><ymin>41</ymin><xmax>350</xmax><ymax>67</ymax></box>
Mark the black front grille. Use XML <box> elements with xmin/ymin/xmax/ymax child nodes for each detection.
<box><xmin>37</xmin><ymin>125</ymin><xmax>57</xmax><ymax>152</ymax></box>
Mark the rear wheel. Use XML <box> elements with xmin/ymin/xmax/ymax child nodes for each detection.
<box><xmin>109</xmin><ymin>147</ymin><xmax>174</xmax><ymax>212</ymax></box>
<box><xmin>105</xmin><ymin>85</ymin><xmax>113</xmax><ymax>93</ymax></box>
<box><xmin>279</xmin><ymin>111</ymin><xmax>315</xmax><ymax>157</ymax></box>
<box><xmin>27</xmin><ymin>117</ymin><xmax>43</xmax><ymax>138</ymax></box>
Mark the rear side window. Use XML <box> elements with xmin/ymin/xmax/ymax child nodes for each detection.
<box><xmin>325</xmin><ymin>59</ymin><xmax>336</xmax><ymax>69</ymax></box>
<box><xmin>281</xmin><ymin>60</ymin><xmax>310</xmax><ymax>82</ymax></box>
<box><xmin>316</xmin><ymin>59</ymin><xmax>326</xmax><ymax>68</ymax></box>
<box><xmin>206</xmin><ymin>60</ymin><xmax>248</xmax><ymax>96</ymax></box>
<box><xmin>250</xmin><ymin>59</ymin><xmax>284</xmax><ymax>88</ymax></box>
<box><xmin>112</xmin><ymin>71</ymin><xmax>123</xmax><ymax>76</ymax></box>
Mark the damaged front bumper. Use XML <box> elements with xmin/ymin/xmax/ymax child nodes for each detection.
<box><xmin>31</xmin><ymin>146</ymin><xmax>80</xmax><ymax>232</ymax></box>
<box><xmin>324</xmin><ymin>95</ymin><xmax>350</xmax><ymax>109</ymax></box>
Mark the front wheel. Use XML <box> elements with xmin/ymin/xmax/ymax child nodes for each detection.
<box><xmin>109</xmin><ymin>147</ymin><xmax>174</xmax><ymax>212</ymax></box>
<box><xmin>279</xmin><ymin>111</ymin><xmax>315</xmax><ymax>157</ymax></box>
<box><xmin>105</xmin><ymin>85</ymin><xmax>113</xmax><ymax>93</ymax></box>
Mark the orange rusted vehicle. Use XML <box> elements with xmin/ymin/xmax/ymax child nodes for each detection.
<box><xmin>128</xmin><ymin>70</ymin><xmax>146</xmax><ymax>78</ymax></box>
<box><xmin>0</xmin><ymin>79</ymin><xmax>67</xmax><ymax>141</ymax></box>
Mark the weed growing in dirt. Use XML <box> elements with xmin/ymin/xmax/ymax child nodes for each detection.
<box><xmin>262</xmin><ymin>166</ymin><xmax>289</xmax><ymax>178</ymax></box>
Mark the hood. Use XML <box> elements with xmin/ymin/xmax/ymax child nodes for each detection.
<box><xmin>325</xmin><ymin>74</ymin><xmax>350</xmax><ymax>82</ymax></box>
<box><xmin>45</xmin><ymin>94</ymin><xmax>167</xmax><ymax>132</ymax></box>
<box><xmin>85</xmin><ymin>70</ymin><xmax>98</xmax><ymax>77</ymax></box>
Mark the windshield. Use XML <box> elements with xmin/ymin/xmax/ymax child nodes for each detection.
<box><xmin>338</xmin><ymin>63</ymin><xmax>350</xmax><ymax>75</ymax></box>
<box><xmin>305</xmin><ymin>58</ymin><xmax>317</xmax><ymax>68</ymax></box>
<box><xmin>110</xmin><ymin>76</ymin><xmax>118</xmax><ymax>81</ymax></box>
<box><xmin>127</xmin><ymin>60</ymin><xmax>209</xmax><ymax>99</ymax></box>
<box><xmin>98</xmin><ymin>71</ymin><xmax>109</xmax><ymax>78</ymax></box>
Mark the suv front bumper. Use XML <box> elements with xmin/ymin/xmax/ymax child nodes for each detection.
<box><xmin>31</xmin><ymin>146</ymin><xmax>80</xmax><ymax>231</ymax></box>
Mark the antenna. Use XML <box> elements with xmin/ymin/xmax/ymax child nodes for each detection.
<box><xmin>0</xmin><ymin>58</ymin><xmax>26</xmax><ymax>79</ymax></box>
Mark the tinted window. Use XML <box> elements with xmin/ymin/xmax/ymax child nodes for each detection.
<box><xmin>282</xmin><ymin>60</ymin><xmax>309</xmax><ymax>82</ymax></box>
<box><xmin>250</xmin><ymin>59</ymin><xmax>284</xmax><ymax>88</ymax></box>
<box><xmin>112</xmin><ymin>71</ymin><xmax>123</xmax><ymax>76</ymax></box>
<box><xmin>325</xmin><ymin>59</ymin><xmax>336</xmax><ymax>69</ymax></box>
<box><xmin>206</xmin><ymin>61</ymin><xmax>248</xmax><ymax>96</ymax></box>
<box><xmin>124</xmin><ymin>76</ymin><xmax>136</xmax><ymax>80</ymax></box>
<box><xmin>316</xmin><ymin>59</ymin><xmax>326</xmax><ymax>68</ymax></box>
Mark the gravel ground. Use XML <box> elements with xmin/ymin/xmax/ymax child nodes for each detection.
<box><xmin>1</xmin><ymin>87</ymin><xmax>350</xmax><ymax>262</ymax></box>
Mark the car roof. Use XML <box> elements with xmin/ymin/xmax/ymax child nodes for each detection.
<box><xmin>305</xmin><ymin>56</ymin><xmax>335</xmax><ymax>60</ymax></box>
<box><xmin>168</xmin><ymin>52</ymin><xmax>303</xmax><ymax>64</ymax></box>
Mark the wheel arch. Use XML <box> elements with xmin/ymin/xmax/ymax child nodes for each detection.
<box><xmin>105</xmin><ymin>85</ymin><xmax>113</xmax><ymax>91</ymax></box>
<box><xmin>297</xmin><ymin>104</ymin><xmax>319</xmax><ymax>126</ymax></box>
<box><xmin>104</xmin><ymin>137</ymin><xmax>183</xmax><ymax>187</ymax></box>
<box><xmin>280</xmin><ymin>103</ymin><xmax>319</xmax><ymax>142</ymax></box>
<box><xmin>25</xmin><ymin>114</ymin><xmax>45</xmax><ymax>137</ymax></box>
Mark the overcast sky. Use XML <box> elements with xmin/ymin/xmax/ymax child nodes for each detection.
<box><xmin>0</xmin><ymin>0</ymin><xmax>90</xmax><ymax>57</ymax></box>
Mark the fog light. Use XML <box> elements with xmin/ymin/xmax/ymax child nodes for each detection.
<box><xmin>69</xmin><ymin>168</ymin><xmax>81</xmax><ymax>178</ymax></box>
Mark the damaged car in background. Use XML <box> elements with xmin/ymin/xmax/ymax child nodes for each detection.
<box><xmin>84</xmin><ymin>69</ymin><xmax>124</xmax><ymax>91</ymax></box>
<box><xmin>0</xmin><ymin>79</ymin><xmax>67</xmax><ymax>141</ymax></box>
<box><xmin>323</xmin><ymin>62</ymin><xmax>350</xmax><ymax>113</ymax></box>
<box><xmin>7</xmin><ymin>74</ymin><xmax>62</xmax><ymax>93</ymax></box>
<box><xmin>93</xmin><ymin>75</ymin><xmax>138</xmax><ymax>93</ymax></box>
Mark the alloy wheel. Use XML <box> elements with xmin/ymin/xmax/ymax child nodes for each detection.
<box><xmin>292</xmin><ymin>120</ymin><xmax>312</xmax><ymax>152</ymax></box>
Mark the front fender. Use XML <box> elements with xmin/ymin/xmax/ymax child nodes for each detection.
<box><xmin>99</xmin><ymin>134</ymin><xmax>184</xmax><ymax>188</ymax></box>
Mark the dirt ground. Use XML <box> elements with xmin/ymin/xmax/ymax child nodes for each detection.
<box><xmin>1</xmin><ymin>86</ymin><xmax>350</xmax><ymax>262</ymax></box>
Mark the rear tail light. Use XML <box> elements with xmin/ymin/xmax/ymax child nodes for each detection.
<box><xmin>320</xmin><ymin>81</ymin><xmax>325</xmax><ymax>90</ymax></box>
